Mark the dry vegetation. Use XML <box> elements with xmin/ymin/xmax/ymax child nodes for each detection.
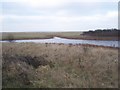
<box><xmin>1</xmin><ymin>30</ymin><xmax>119</xmax><ymax>41</ymax></box>
<box><xmin>2</xmin><ymin>42</ymin><xmax>118</xmax><ymax>88</ymax></box>
<box><xmin>0</xmin><ymin>32</ymin><xmax>82</xmax><ymax>40</ymax></box>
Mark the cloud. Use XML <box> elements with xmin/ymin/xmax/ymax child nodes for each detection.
<box><xmin>1</xmin><ymin>0</ymin><xmax>66</xmax><ymax>9</ymax></box>
<box><xmin>1</xmin><ymin>0</ymin><xmax>119</xmax><ymax>9</ymax></box>
<box><xmin>2</xmin><ymin>10</ymin><xmax>117</xmax><ymax>32</ymax></box>
<box><xmin>106</xmin><ymin>11</ymin><xmax>118</xmax><ymax>17</ymax></box>
<box><xmin>2</xmin><ymin>10</ymin><xmax>117</xmax><ymax>21</ymax></box>
<box><xmin>1</xmin><ymin>0</ymin><xmax>118</xmax><ymax>32</ymax></box>
<box><xmin>21</xmin><ymin>0</ymin><xmax>65</xmax><ymax>8</ymax></box>
<box><xmin>1</xmin><ymin>0</ymin><xmax>119</xmax><ymax>2</ymax></box>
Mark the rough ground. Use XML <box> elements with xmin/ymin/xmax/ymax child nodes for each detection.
<box><xmin>1</xmin><ymin>42</ymin><xmax>118</xmax><ymax>88</ymax></box>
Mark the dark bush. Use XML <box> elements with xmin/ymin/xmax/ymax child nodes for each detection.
<box><xmin>2</xmin><ymin>54</ymin><xmax>54</xmax><ymax>69</ymax></box>
<box><xmin>82</xmin><ymin>28</ymin><xmax>119</xmax><ymax>37</ymax></box>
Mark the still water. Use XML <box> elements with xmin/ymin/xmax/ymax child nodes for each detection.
<box><xmin>3</xmin><ymin>37</ymin><xmax>118</xmax><ymax>47</ymax></box>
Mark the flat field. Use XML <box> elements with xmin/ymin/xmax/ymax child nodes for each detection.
<box><xmin>0</xmin><ymin>32</ymin><xmax>118</xmax><ymax>41</ymax></box>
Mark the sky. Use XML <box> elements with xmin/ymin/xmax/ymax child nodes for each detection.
<box><xmin>0</xmin><ymin>0</ymin><xmax>119</xmax><ymax>32</ymax></box>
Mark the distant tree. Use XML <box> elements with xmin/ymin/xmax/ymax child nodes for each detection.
<box><xmin>82</xmin><ymin>29</ymin><xmax>119</xmax><ymax>37</ymax></box>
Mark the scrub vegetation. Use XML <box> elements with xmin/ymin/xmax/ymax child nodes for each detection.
<box><xmin>2</xmin><ymin>42</ymin><xmax>118</xmax><ymax>88</ymax></box>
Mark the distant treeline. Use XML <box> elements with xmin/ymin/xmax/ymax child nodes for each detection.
<box><xmin>82</xmin><ymin>29</ymin><xmax>120</xmax><ymax>37</ymax></box>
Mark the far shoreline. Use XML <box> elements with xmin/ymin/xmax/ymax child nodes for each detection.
<box><xmin>0</xmin><ymin>30</ymin><xmax>119</xmax><ymax>41</ymax></box>
<box><xmin>1</xmin><ymin>35</ymin><xmax>119</xmax><ymax>41</ymax></box>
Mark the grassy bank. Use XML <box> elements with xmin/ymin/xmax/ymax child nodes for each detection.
<box><xmin>1</xmin><ymin>32</ymin><xmax>55</xmax><ymax>40</ymax></box>
<box><xmin>1</xmin><ymin>32</ymin><xmax>82</xmax><ymax>40</ymax></box>
<box><xmin>2</xmin><ymin>42</ymin><xmax>118</xmax><ymax>88</ymax></box>
<box><xmin>1</xmin><ymin>32</ymin><xmax>118</xmax><ymax>41</ymax></box>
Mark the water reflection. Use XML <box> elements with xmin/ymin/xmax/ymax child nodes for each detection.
<box><xmin>1</xmin><ymin>37</ymin><xmax>119</xmax><ymax>47</ymax></box>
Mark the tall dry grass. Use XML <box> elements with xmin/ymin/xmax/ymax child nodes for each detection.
<box><xmin>1</xmin><ymin>42</ymin><xmax>118</xmax><ymax>88</ymax></box>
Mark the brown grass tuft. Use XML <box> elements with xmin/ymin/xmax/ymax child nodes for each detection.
<box><xmin>2</xmin><ymin>42</ymin><xmax>118</xmax><ymax>88</ymax></box>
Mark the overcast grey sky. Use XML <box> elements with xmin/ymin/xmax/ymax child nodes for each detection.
<box><xmin>0</xmin><ymin>0</ymin><xmax>119</xmax><ymax>32</ymax></box>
